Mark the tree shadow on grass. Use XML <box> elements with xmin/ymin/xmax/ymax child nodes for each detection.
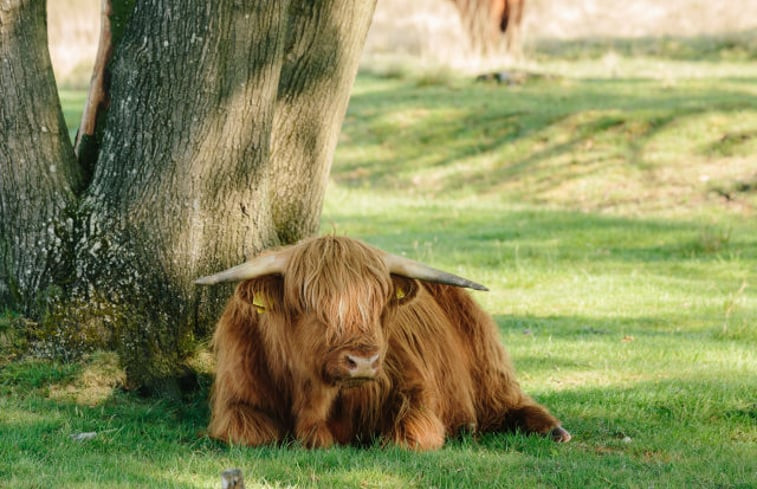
<box><xmin>334</xmin><ymin>73</ymin><xmax>757</xmax><ymax>207</ymax></box>
<box><xmin>3</xmin><ymin>338</ymin><xmax>753</xmax><ymax>488</ymax></box>
<box><xmin>325</xmin><ymin>204</ymin><xmax>757</xmax><ymax>266</ymax></box>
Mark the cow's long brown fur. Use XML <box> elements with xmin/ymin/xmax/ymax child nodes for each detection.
<box><xmin>208</xmin><ymin>236</ymin><xmax>561</xmax><ymax>449</ymax></box>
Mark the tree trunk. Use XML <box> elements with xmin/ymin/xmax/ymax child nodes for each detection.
<box><xmin>73</xmin><ymin>0</ymin><xmax>113</xmax><ymax>178</ymax></box>
<box><xmin>269</xmin><ymin>1</ymin><xmax>376</xmax><ymax>243</ymax></box>
<box><xmin>502</xmin><ymin>0</ymin><xmax>524</xmax><ymax>59</ymax></box>
<box><xmin>0</xmin><ymin>0</ymin><xmax>82</xmax><ymax>314</ymax></box>
<box><xmin>0</xmin><ymin>0</ymin><xmax>376</xmax><ymax>393</ymax></box>
<box><xmin>75</xmin><ymin>1</ymin><xmax>292</xmax><ymax>392</ymax></box>
<box><xmin>450</xmin><ymin>0</ymin><xmax>525</xmax><ymax>57</ymax></box>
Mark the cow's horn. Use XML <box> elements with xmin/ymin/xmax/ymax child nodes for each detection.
<box><xmin>194</xmin><ymin>251</ymin><xmax>289</xmax><ymax>285</ymax></box>
<box><xmin>382</xmin><ymin>253</ymin><xmax>489</xmax><ymax>291</ymax></box>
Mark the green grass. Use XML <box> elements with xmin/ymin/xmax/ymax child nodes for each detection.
<box><xmin>59</xmin><ymin>90</ymin><xmax>87</xmax><ymax>142</ymax></box>
<box><xmin>531</xmin><ymin>30</ymin><xmax>757</xmax><ymax>63</ymax></box>
<box><xmin>5</xmin><ymin>51</ymin><xmax>757</xmax><ymax>488</ymax></box>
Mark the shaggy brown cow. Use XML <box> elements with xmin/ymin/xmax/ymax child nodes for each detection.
<box><xmin>196</xmin><ymin>235</ymin><xmax>570</xmax><ymax>449</ymax></box>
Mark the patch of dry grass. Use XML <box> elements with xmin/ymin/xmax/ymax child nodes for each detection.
<box><xmin>47</xmin><ymin>352</ymin><xmax>124</xmax><ymax>406</ymax></box>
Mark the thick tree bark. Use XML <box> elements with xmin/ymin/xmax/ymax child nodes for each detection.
<box><xmin>269</xmin><ymin>1</ymin><xmax>376</xmax><ymax>243</ymax></box>
<box><xmin>0</xmin><ymin>0</ymin><xmax>377</xmax><ymax>393</ymax></box>
<box><xmin>0</xmin><ymin>0</ymin><xmax>82</xmax><ymax>314</ymax></box>
<box><xmin>77</xmin><ymin>1</ymin><xmax>291</xmax><ymax>391</ymax></box>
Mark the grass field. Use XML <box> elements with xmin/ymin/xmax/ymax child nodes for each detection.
<box><xmin>2</xmin><ymin>48</ymin><xmax>756</xmax><ymax>487</ymax></box>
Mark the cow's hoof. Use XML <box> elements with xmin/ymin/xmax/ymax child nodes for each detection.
<box><xmin>550</xmin><ymin>426</ymin><xmax>571</xmax><ymax>443</ymax></box>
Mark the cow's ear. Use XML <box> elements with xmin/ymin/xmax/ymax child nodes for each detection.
<box><xmin>391</xmin><ymin>274</ymin><xmax>420</xmax><ymax>306</ymax></box>
<box><xmin>237</xmin><ymin>275</ymin><xmax>284</xmax><ymax>314</ymax></box>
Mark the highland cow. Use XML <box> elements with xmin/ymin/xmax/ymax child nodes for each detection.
<box><xmin>196</xmin><ymin>235</ymin><xmax>570</xmax><ymax>449</ymax></box>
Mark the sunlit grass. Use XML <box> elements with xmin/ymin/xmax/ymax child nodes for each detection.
<box><xmin>333</xmin><ymin>73</ymin><xmax>757</xmax><ymax>216</ymax></box>
<box><xmin>59</xmin><ymin>89</ymin><xmax>87</xmax><ymax>142</ymax></box>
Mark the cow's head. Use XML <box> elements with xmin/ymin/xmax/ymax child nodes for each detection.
<box><xmin>196</xmin><ymin>236</ymin><xmax>487</xmax><ymax>387</ymax></box>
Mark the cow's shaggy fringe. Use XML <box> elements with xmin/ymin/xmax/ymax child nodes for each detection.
<box><xmin>208</xmin><ymin>236</ymin><xmax>564</xmax><ymax>450</ymax></box>
<box><xmin>285</xmin><ymin>236</ymin><xmax>392</xmax><ymax>341</ymax></box>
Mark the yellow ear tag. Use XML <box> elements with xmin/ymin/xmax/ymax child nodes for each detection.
<box><xmin>252</xmin><ymin>294</ymin><xmax>268</xmax><ymax>314</ymax></box>
<box><xmin>395</xmin><ymin>287</ymin><xmax>406</xmax><ymax>300</ymax></box>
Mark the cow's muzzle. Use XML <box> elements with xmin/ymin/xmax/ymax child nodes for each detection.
<box><xmin>325</xmin><ymin>349</ymin><xmax>381</xmax><ymax>385</ymax></box>
<box><xmin>344</xmin><ymin>353</ymin><xmax>380</xmax><ymax>379</ymax></box>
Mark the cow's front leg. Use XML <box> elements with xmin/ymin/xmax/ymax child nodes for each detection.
<box><xmin>390</xmin><ymin>408</ymin><xmax>446</xmax><ymax>451</ymax></box>
<box><xmin>209</xmin><ymin>402</ymin><xmax>283</xmax><ymax>446</ymax></box>
<box><xmin>293</xmin><ymin>382</ymin><xmax>338</xmax><ymax>448</ymax></box>
<box><xmin>295</xmin><ymin>419</ymin><xmax>335</xmax><ymax>448</ymax></box>
<box><xmin>386</xmin><ymin>381</ymin><xmax>446</xmax><ymax>450</ymax></box>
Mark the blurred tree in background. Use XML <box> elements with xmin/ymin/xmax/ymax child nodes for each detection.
<box><xmin>450</xmin><ymin>0</ymin><xmax>525</xmax><ymax>57</ymax></box>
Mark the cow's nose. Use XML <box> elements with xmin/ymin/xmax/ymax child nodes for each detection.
<box><xmin>344</xmin><ymin>353</ymin><xmax>379</xmax><ymax>378</ymax></box>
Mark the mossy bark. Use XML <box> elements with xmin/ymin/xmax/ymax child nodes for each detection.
<box><xmin>0</xmin><ymin>0</ymin><xmax>376</xmax><ymax>393</ymax></box>
<box><xmin>76</xmin><ymin>1</ymin><xmax>290</xmax><ymax>391</ymax></box>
